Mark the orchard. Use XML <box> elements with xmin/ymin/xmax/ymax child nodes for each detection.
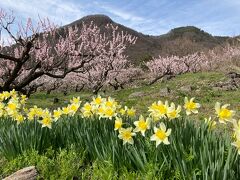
<box><xmin>0</xmin><ymin>8</ymin><xmax>240</xmax><ymax>179</ymax></box>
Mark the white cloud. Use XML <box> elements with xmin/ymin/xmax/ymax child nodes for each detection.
<box><xmin>103</xmin><ymin>8</ymin><xmax>144</xmax><ymax>22</ymax></box>
<box><xmin>93</xmin><ymin>2</ymin><xmax>145</xmax><ymax>22</ymax></box>
<box><xmin>0</xmin><ymin>0</ymin><xmax>87</xmax><ymax>25</ymax></box>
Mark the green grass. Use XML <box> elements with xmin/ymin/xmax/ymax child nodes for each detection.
<box><xmin>28</xmin><ymin>72</ymin><xmax>240</xmax><ymax>119</ymax></box>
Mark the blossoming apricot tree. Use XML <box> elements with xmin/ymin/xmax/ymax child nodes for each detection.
<box><xmin>0</xmin><ymin>9</ymin><xmax>137</xmax><ymax>94</ymax></box>
<box><xmin>146</xmin><ymin>46</ymin><xmax>240</xmax><ymax>85</ymax></box>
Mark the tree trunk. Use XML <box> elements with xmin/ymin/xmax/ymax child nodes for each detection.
<box><xmin>46</xmin><ymin>89</ymin><xmax>52</xmax><ymax>95</ymax></box>
<box><xmin>148</xmin><ymin>75</ymin><xmax>165</xmax><ymax>85</ymax></box>
<box><xmin>75</xmin><ymin>84</ymin><xmax>85</xmax><ymax>92</ymax></box>
<box><xmin>92</xmin><ymin>85</ymin><xmax>103</xmax><ymax>95</ymax></box>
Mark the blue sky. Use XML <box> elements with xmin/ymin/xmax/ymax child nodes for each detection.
<box><xmin>0</xmin><ymin>0</ymin><xmax>240</xmax><ymax>36</ymax></box>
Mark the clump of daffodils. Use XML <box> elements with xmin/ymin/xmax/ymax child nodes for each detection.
<box><xmin>116</xmin><ymin>99</ymin><xmax>191</xmax><ymax>147</ymax></box>
<box><xmin>148</xmin><ymin>101</ymin><xmax>182</xmax><ymax>121</ymax></box>
<box><xmin>0</xmin><ymin>90</ymin><xmax>239</xmax><ymax>153</ymax></box>
<box><xmin>115</xmin><ymin>114</ymin><xmax>172</xmax><ymax>147</ymax></box>
<box><xmin>0</xmin><ymin>90</ymin><xmax>27</xmax><ymax>124</ymax></box>
<box><xmin>27</xmin><ymin>96</ymin><xmax>81</xmax><ymax>128</ymax></box>
<box><xmin>0</xmin><ymin>90</ymin><xmax>82</xmax><ymax>128</ymax></box>
<box><xmin>81</xmin><ymin>96</ymin><xmax>121</xmax><ymax>119</ymax></box>
<box><xmin>148</xmin><ymin>100</ymin><xmax>169</xmax><ymax>121</ymax></box>
<box><xmin>80</xmin><ymin>96</ymin><xmax>137</xmax><ymax>120</ymax></box>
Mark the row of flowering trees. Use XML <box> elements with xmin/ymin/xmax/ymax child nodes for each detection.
<box><xmin>0</xmin><ymin>9</ymin><xmax>141</xmax><ymax>95</ymax></box>
<box><xmin>38</xmin><ymin>67</ymin><xmax>142</xmax><ymax>95</ymax></box>
<box><xmin>38</xmin><ymin>44</ymin><xmax>240</xmax><ymax>92</ymax></box>
<box><xmin>146</xmin><ymin>45</ymin><xmax>240</xmax><ymax>84</ymax></box>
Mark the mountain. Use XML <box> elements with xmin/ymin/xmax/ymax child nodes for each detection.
<box><xmin>66</xmin><ymin>15</ymin><xmax>233</xmax><ymax>65</ymax></box>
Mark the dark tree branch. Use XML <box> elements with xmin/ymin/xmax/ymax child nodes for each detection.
<box><xmin>15</xmin><ymin>71</ymin><xmax>44</xmax><ymax>91</ymax></box>
<box><xmin>0</xmin><ymin>54</ymin><xmax>19</xmax><ymax>62</ymax></box>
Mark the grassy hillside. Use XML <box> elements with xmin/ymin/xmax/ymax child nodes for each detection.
<box><xmin>28</xmin><ymin>72</ymin><xmax>240</xmax><ymax>119</ymax></box>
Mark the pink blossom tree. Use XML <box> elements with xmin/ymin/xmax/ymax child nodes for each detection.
<box><xmin>75</xmin><ymin>61</ymin><xmax>141</xmax><ymax>94</ymax></box>
<box><xmin>146</xmin><ymin>45</ymin><xmax>240</xmax><ymax>85</ymax></box>
<box><xmin>0</xmin><ymin>9</ymin><xmax>137</xmax><ymax>94</ymax></box>
<box><xmin>67</xmin><ymin>24</ymin><xmax>138</xmax><ymax>94</ymax></box>
<box><xmin>146</xmin><ymin>52</ymin><xmax>208</xmax><ymax>84</ymax></box>
<box><xmin>146</xmin><ymin>55</ymin><xmax>180</xmax><ymax>85</ymax></box>
<box><xmin>206</xmin><ymin>45</ymin><xmax>240</xmax><ymax>71</ymax></box>
<box><xmin>108</xmin><ymin>67</ymin><xmax>142</xmax><ymax>90</ymax></box>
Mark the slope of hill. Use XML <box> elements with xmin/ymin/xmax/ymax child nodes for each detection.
<box><xmin>66</xmin><ymin>15</ymin><xmax>234</xmax><ymax>65</ymax></box>
<box><xmin>28</xmin><ymin>72</ymin><xmax>240</xmax><ymax>119</ymax></box>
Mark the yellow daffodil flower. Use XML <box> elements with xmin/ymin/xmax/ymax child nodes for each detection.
<box><xmin>118</xmin><ymin>127</ymin><xmax>136</xmax><ymax>145</ymax></box>
<box><xmin>150</xmin><ymin>122</ymin><xmax>171</xmax><ymax>147</ymax></box>
<box><xmin>92</xmin><ymin>96</ymin><xmax>103</xmax><ymax>106</ymax></box>
<box><xmin>105</xmin><ymin>97</ymin><xmax>117</xmax><ymax>108</ymax></box>
<box><xmin>62</xmin><ymin>106</ymin><xmax>71</xmax><ymax>115</ymax></box>
<box><xmin>53</xmin><ymin>108</ymin><xmax>62</xmax><ymax>121</ymax></box>
<box><xmin>97</xmin><ymin>106</ymin><xmax>104</xmax><ymax>116</ymax></box>
<box><xmin>70</xmin><ymin>97</ymin><xmax>81</xmax><ymax>105</ymax></box>
<box><xmin>14</xmin><ymin>114</ymin><xmax>25</xmax><ymax>124</ymax></box>
<box><xmin>184</xmin><ymin>97</ymin><xmax>200</xmax><ymax>115</ymax></box>
<box><xmin>81</xmin><ymin>103</ymin><xmax>93</xmax><ymax>117</ymax></box>
<box><xmin>133</xmin><ymin>115</ymin><xmax>151</xmax><ymax>136</ymax></box>
<box><xmin>69</xmin><ymin>103</ymin><xmax>80</xmax><ymax>115</ymax></box>
<box><xmin>167</xmin><ymin>103</ymin><xmax>181</xmax><ymax>120</ymax></box>
<box><xmin>127</xmin><ymin>107</ymin><xmax>136</xmax><ymax>117</ymax></box>
<box><xmin>101</xmin><ymin>106</ymin><xmax>116</xmax><ymax>119</ymax></box>
<box><xmin>1</xmin><ymin>91</ymin><xmax>11</xmax><ymax>100</ymax></box>
<box><xmin>114</xmin><ymin>117</ymin><xmax>123</xmax><ymax>130</ymax></box>
<box><xmin>27</xmin><ymin>111</ymin><xmax>35</xmax><ymax>120</ymax></box>
<box><xmin>119</xmin><ymin>106</ymin><xmax>127</xmax><ymax>115</ymax></box>
<box><xmin>215</xmin><ymin>102</ymin><xmax>235</xmax><ymax>123</ymax></box>
<box><xmin>148</xmin><ymin>100</ymin><xmax>169</xmax><ymax>120</ymax></box>
<box><xmin>82</xmin><ymin>103</ymin><xmax>92</xmax><ymax>111</ymax></box>
<box><xmin>7</xmin><ymin>102</ymin><xmax>17</xmax><ymax>111</ymax></box>
<box><xmin>35</xmin><ymin>108</ymin><xmax>44</xmax><ymax>117</ymax></box>
<box><xmin>40</xmin><ymin>116</ymin><xmax>53</xmax><ymax>129</ymax></box>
